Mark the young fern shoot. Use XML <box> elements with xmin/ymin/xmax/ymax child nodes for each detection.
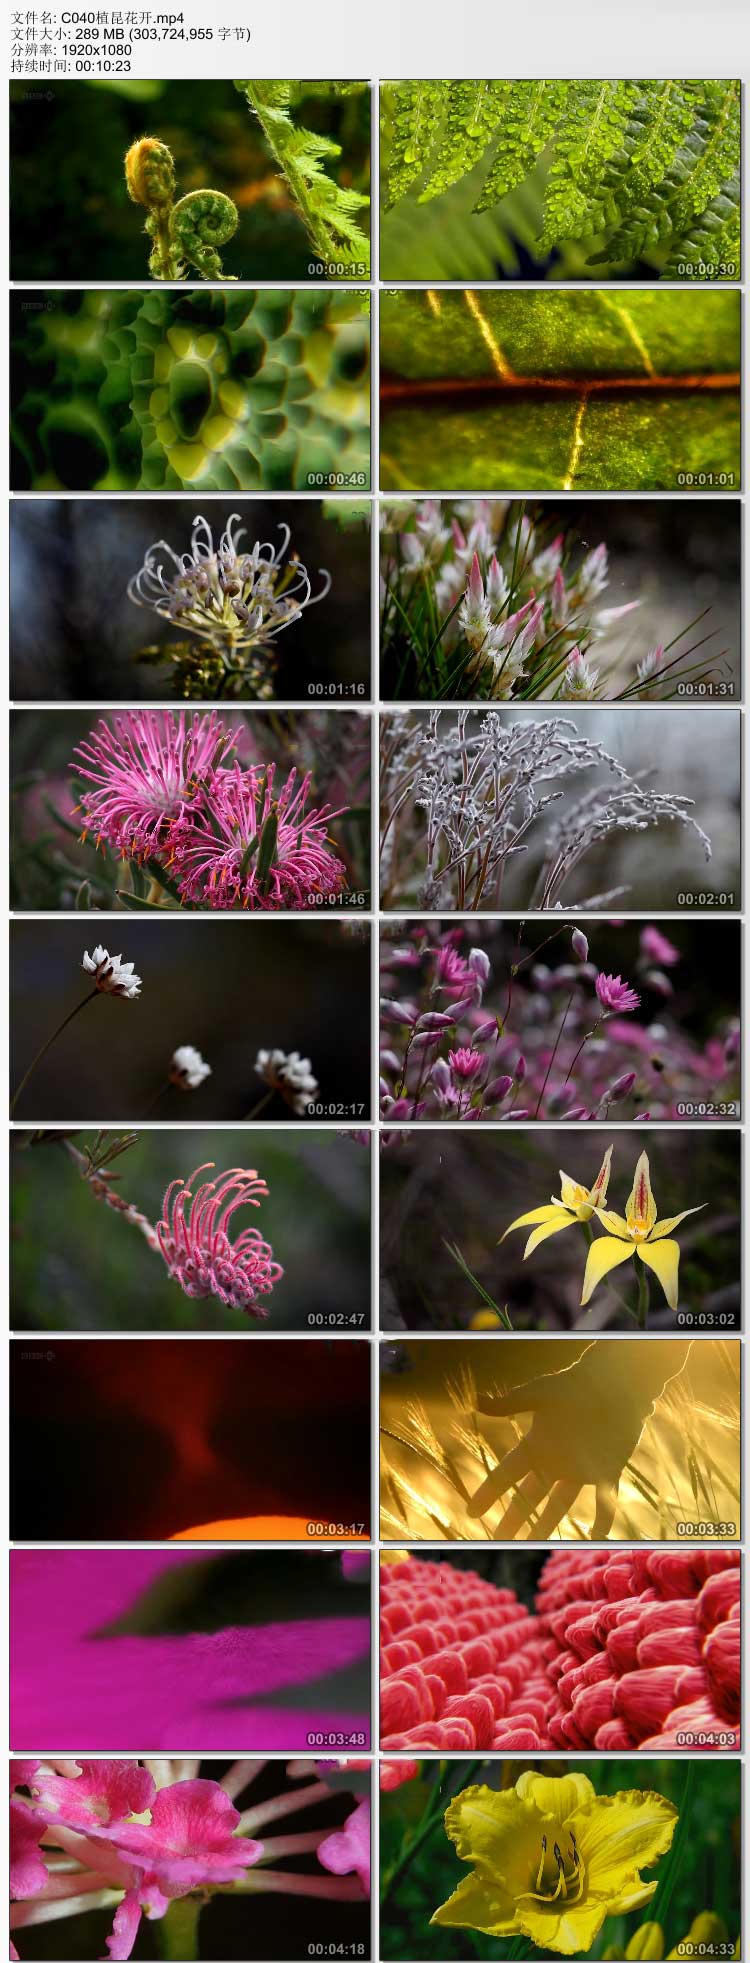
<box><xmin>236</xmin><ymin>81</ymin><xmax>370</xmax><ymax>273</ymax></box>
<box><xmin>125</xmin><ymin>137</ymin><xmax>239</xmax><ymax>281</ymax></box>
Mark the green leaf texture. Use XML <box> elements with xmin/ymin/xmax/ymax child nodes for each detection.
<box><xmin>11</xmin><ymin>288</ymin><xmax>370</xmax><ymax>492</ymax></box>
<box><xmin>379</xmin><ymin>289</ymin><xmax>740</xmax><ymax>492</ymax></box>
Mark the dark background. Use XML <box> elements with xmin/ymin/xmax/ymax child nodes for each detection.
<box><xmin>10</xmin><ymin>500</ymin><xmax>371</xmax><ymax>700</ymax></box>
<box><xmin>10</xmin><ymin>1337</ymin><xmax>371</xmax><ymax>1539</ymax></box>
<box><xmin>10</xmin><ymin>78</ymin><xmax>370</xmax><ymax>282</ymax></box>
<box><xmin>379</xmin><ymin>1128</ymin><xmax>741</xmax><ymax>1332</ymax></box>
<box><xmin>10</xmin><ymin>917</ymin><xmax>372</xmax><ymax>1120</ymax></box>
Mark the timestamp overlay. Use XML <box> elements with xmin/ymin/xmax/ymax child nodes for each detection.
<box><xmin>5</xmin><ymin>9</ymin><xmax>750</xmax><ymax>1963</ymax></box>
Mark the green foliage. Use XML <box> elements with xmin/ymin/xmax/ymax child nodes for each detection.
<box><xmin>237</xmin><ymin>80</ymin><xmax>370</xmax><ymax>273</ymax></box>
<box><xmin>11</xmin><ymin>288</ymin><xmax>370</xmax><ymax>492</ymax></box>
<box><xmin>379</xmin><ymin>290</ymin><xmax>740</xmax><ymax>492</ymax></box>
<box><xmin>125</xmin><ymin>135</ymin><xmax>239</xmax><ymax>281</ymax></box>
<box><xmin>380</xmin><ymin>79</ymin><xmax>741</xmax><ymax>278</ymax></box>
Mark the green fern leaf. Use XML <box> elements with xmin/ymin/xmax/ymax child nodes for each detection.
<box><xmin>236</xmin><ymin>80</ymin><xmax>370</xmax><ymax>271</ymax></box>
<box><xmin>414</xmin><ymin>80</ymin><xmax>511</xmax><ymax>203</ymax></box>
<box><xmin>381</xmin><ymin>80</ymin><xmax>451</xmax><ymax>208</ymax></box>
<box><xmin>664</xmin><ymin>176</ymin><xmax>741</xmax><ymax>276</ymax></box>
<box><xmin>537</xmin><ymin>80</ymin><xmax>644</xmax><ymax>245</ymax></box>
<box><xmin>473</xmin><ymin>80</ymin><xmax>571</xmax><ymax>209</ymax></box>
<box><xmin>593</xmin><ymin>80</ymin><xmax>740</xmax><ymax>266</ymax></box>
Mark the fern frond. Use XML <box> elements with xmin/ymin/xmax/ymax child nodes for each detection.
<box><xmin>663</xmin><ymin>176</ymin><xmax>741</xmax><ymax>275</ymax></box>
<box><xmin>536</xmin><ymin>80</ymin><xmax>643</xmax><ymax>245</ymax></box>
<box><xmin>592</xmin><ymin>80</ymin><xmax>740</xmax><ymax>265</ymax></box>
<box><xmin>473</xmin><ymin>80</ymin><xmax>571</xmax><ymax>209</ymax></box>
<box><xmin>236</xmin><ymin>79</ymin><xmax>370</xmax><ymax>272</ymax></box>
<box><xmin>414</xmin><ymin>81</ymin><xmax>511</xmax><ymax>203</ymax></box>
<box><xmin>381</xmin><ymin>80</ymin><xmax>449</xmax><ymax>208</ymax></box>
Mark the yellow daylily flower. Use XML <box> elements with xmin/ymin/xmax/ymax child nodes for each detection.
<box><xmin>500</xmin><ymin>1146</ymin><xmax>613</xmax><ymax>1259</ymax></box>
<box><xmin>430</xmin><ymin>1770</ymin><xmax>677</xmax><ymax>1959</ymax></box>
<box><xmin>626</xmin><ymin>1926</ymin><xmax>665</xmax><ymax>1959</ymax></box>
<box><xmin>581</xmin><ymin>1151</ymin><xmax>705</xmax><ymax>1312</ymax></box>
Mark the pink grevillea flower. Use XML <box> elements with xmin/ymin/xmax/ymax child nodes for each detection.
<box><xmin>73</xmin><ymin>710</ymin><xmax>236</xmax><ymax>860</ymax></box>
<box><xmin>167</xmin><ymin>761</ymin><xmax>348</xmax><ymax>911</ymax></box>
<box><xmin>318</xmin><ymin>1796</ymin><xmax>370</xmax><ymax>1897</ymax></box>
<box><xmin>156</xmin><ymin>1162</ymin><xmax>283</xmax><ymax>1318</ymax></box>
<box><xmin>595</xmin><ymin>973</ymin><xmax>641</xmax><ymax>1014</ymax></box>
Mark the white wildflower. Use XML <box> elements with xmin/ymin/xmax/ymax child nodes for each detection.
<box><xmin>561</xmin><ymin>649</ymin><xmax>600</xmax><ymax>700</ymax></box>
<box><xmin>169</xmin><ymin>1045</ymin><xmax>211</xmax><ymax>1090</ymax></box>
<box><xmin>82</xmin><ymin>946</ymin><xmax>141</xmax><ymax>999</ymax></box>
<box><xmin>255</xmin><ymin>1046</ymin><xmax>319</xmax><ymax>1116</ymax></box>
<box><xmin>637</xmin><ymin>644</ymin><xmax>664</xmax><ymax>684</ymax></box>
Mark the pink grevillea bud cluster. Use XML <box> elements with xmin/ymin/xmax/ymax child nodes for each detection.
<box><xmin>380</xmin><ymin>1551</ymin><xmax>740</xmax><ymax>1753</ymax></box>
<box><xmin>72</xmin><ymin>710</ymin><xmax>348</xmax><ymax>912</ymax></box>
<box><xmin>156</xmin><ymin>1162</ymin><xmax>283</xmax><ymax>1318</ymax></box>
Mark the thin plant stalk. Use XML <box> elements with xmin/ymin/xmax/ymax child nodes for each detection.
<box><xmin>10</xmin><ymin>989</ymin><xmax>100</xmax><ymax>1116</ymax></box>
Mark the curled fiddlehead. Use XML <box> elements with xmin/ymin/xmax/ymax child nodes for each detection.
<box><xmin>124</xmin><ymin>135</ymin><xmax>238</xmax><ymax>282</ymax></box>
<box><xmin>169</xmin><ymin>191</ymin><xmax>239</xmax><ymax>280</ymax></box>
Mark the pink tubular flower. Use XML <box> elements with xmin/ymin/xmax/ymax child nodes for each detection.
<box><xmin>73</xmin><ymin>710</ymin><xmax>236</xmax><ymax>861</ymax></box>
<box><xmin>317</xmin><ymin>1796</ymin><xmax>370</xmax><ymax>1898</ymax></box>
<box><xmin>595</xmin><ymin>973</ymin><xmax>641</xmax><ymax>1014</ymax></box>
<box><xmin>156</xmin><ymin>1162</ymin><xmax>283</xmax><ymax>1318</ymax></box>
<box><xmin>167</xmin><ymin>761</ymin><xmax>348</xmax><ymax>911</ymax></box>
<box><xmin>10</xmin><ymin>1801</ymin><xmax>48</xmax><ymax>1900</ymax></box>
<box><xmin>102</xmin><ymin>1780</ymin><xmax>263</xmax><ymax>1893</ymax></box>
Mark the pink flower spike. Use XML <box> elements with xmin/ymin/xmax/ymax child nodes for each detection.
<box><xmin>73</xmin><ymin>710</ymin><xmax>237</xmax><ymax>861</ymax></box>
<box><xmin>105</xmin><ymin>1779</ymin><xmax>264</xmax><ymax>1894</ymax></box>
<box><xmin>156</xmin><ymin>1163</ymin><xmax>283</xmax><ymax>1318</ymax></box>
<box><xmin>10</xmin><ymin>1799</ymin><xmax>48</xmax><ymax>1900</ymax></box>
<box><xmin>595</xmin><ymin>973</ymin><xmax>641</xmax><ymax>1014</ymax></box>
<box><xmin>640</xmin><ymin>926</ymin><xmax>680</xmax><ymax>967</ymax></box>
<box><xmin>168</xmin><ymin>760</ymin><xmax>348</xmax><ymax>911</ymax></box>
<box><xmin>318</xmin><ymin>1797</ymin><xmax>370</xmax><ymax>1898</ymax></box>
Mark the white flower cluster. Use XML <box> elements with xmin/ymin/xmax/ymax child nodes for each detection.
<box><xmin>255</xmin><ymin>1046</ymin><xmax>319</xmax><ymax>1116</ymax></box>
<box><xmin>82</xmin><ymin>945</ymin><xmax>141</xmax><ymax>999</ymax></box>
<box><xmin>169</xmin><ymin>1045</ymin><xmax>212</xmax><ymax>1090</ymax></box>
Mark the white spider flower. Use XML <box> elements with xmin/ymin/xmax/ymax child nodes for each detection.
<box><xmin>128</xmin><ymin>514</ymin><xmax>331</xmax><ymax>654</ymax></box>
<box><xmin>82</xmin><ymin>946</ymin><xmax>142</xmax><ymax>999</ymax></box>
<box><xmin>255</xmin><ymin>1046</ymin><xmax>319</xmax><ymax>1116</ymax></box>
<box><xmin>169</xmin><ymin>1045</ymin><xmax>212</xmax><ymax>1090</ymax></box>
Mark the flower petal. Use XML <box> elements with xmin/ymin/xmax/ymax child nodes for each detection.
<box><xmin>626</xmin><ymin>1152</ymin><xmax>657</xmax><ymax>1235</ymax></box>
<box><xmin>571</xmin><ymin>1787</ymin><xmax>677</xmax><ymax>1894</ymax></box>
<box><xmin>104</xmin><ymin>1891</ymin><xmax>142</xmax><ymax>1963</ymax></box>
<box><xmin>500</xmin><ymin>1205</ymin><xmax>570</xmax><ymax>1242</ymax></box>
<box><xmin>524</xmin><ymin>1216</ymin><xmax>579</xmax><ymax>1258</ymax></box>
<box><xmin>431</xmin><ymin>1870</ymin><xmax>517</xmax><ymax>1935</ymax></box>
<box><xmin>649</xmin><ymin>1207</ymin><xmax>705</xmax><ymax>1241</ymax></box>
<box><xmin>637</xmin><ymin>1239</ymin><xmax>680</xmax><ymax>1310</ymax></box>
<box><xmin>581</xmin><ymin>1237</ymin><xmax>635</xmax><ymax>1304</ymax></box>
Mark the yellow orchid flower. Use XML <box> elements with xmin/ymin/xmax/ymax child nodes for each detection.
<box><xmin>581</xmin><ymin>1151</ymin><xmax>705</xmax><ymax>1312</ymax></box>
<box><xmin>500</xmin><ymin>1146</ymin><xmax>613</xmax><ymax>1259</ymax></box>
<box><xmin>430</xmin><ymin>1770</ymin><xmax>677</xmax><ymax>1959</ymax></box>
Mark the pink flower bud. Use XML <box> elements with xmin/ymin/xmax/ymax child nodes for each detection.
<box><xmin>415</xmin><ymin>1011</ymin><xmax>457</xmax><ymax>1031</ymax></box>
<box><xmin>571</xmin><ymin>928</ymin><xmax>589</xmax><ymax>962</ymax></box>
<box><xmin>484</xmin><ymin>1074</ymin><xmax>513</xmax><ymax>1103</ymax></box>
<box><xmin>380</xmin><ymin>998</ymin><xmax>417</xmax><ymax>1026</ymax></box>
<box><xmin>514</xmin><ymin>1053</ymin><xmax>526</xmax><ymax>1083</ymax></box>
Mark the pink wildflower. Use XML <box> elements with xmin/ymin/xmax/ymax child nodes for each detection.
<box><xmin>448</xmin><ymin>1047</ymin><xmax>485</xmax><ymax>1082</ymax></box>
<box><xmin>318</xmin><ymin>1796</ymin><xmax>370</xmax><ymax>1898</ymax></box>
<box><xmin>640</xmin><ymin>927</ymin><xmax>680</xmax><ymax>967</ymax></box>
<box><xmin>156</xmin><ymin>1162</ymin><xmax>283</xmax><ymax>1318</ymax></box>
<box><xmin>595</xmin><ymin>973</ymin><xmax>641</xmax><ymax>1014</ymax></box>
<box><xmin>167</xmin><ymin>761</ymin><xmax>348</xmax><ymax>911</ymax></box>
<box><xmin>73</xmin><ymin>710</ymin><xmax>236</xmax><ymax>860</ymax></box>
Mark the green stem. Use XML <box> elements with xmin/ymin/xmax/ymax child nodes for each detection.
<box><xmin>10</xmin><ymin>989</ymin><xmax>99</xmax><ymax>1117</ymax></box>
<box><xmin>141</xmin><ymin>1081</ymin><xmax>170</xmax><ymax>1118</ymax></box>
<box><xmin>242</xmin><ymin>1087</ymin><xmax>276</xmax><ymax>1120</ymax></box>
<box><xmin>157</xmin><ymin>1895</ymin><xmax>202</xmax><ymax>1960</ymax></box>
<box><xmin>637</xmin><ymin>1262</ymin><xmax>650</xmax><ymax>1330</ymax></box>
<box><xmin>382</xmin><ymin>1760</ymin><xmax>483</xmax><ymax>1902</ymax></box>
<box><xmin>646</xmin><ymin>1760</ymin><xmax>695</xmax><ymax>1940</ymax></box>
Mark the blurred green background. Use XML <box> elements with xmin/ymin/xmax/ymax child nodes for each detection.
<box><xmin>10</xmin><ymin>79</ymin><xmax>370</xmax><ymax>281</ymax></box>
<box><xmin>380</xmin><ymin>1130</ymin><xmax>740</xmax><ymax>1333</ymax></box>
<box><xmin>11</xmin><ymin>1127</ymin><xmax>370</xmax><ymax>1331</ymax></box>
<box><xmin>380</xmin><ymin>1758</ymin><xmax>740</xmax><ymax>1960</ymax></box>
